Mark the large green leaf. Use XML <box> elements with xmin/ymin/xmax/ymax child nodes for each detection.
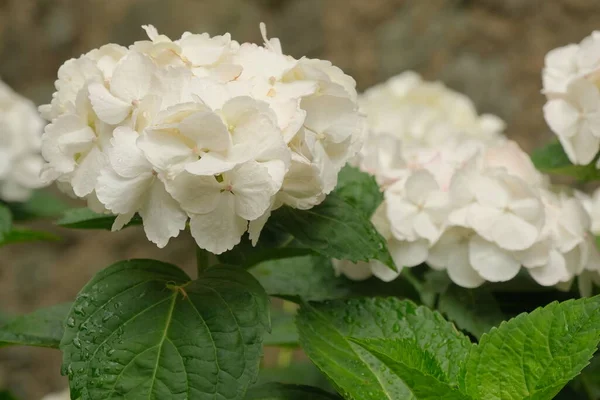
<box><xmin>61</xmin><ymin>260</ymin><xmax>270</xmax><ymax>400</ymax></box>
<box><xmin>256</xmin><ymin>361</ymin><xmax>333</xmax><ymax>390</ymax></box>
<box><xmin>438</xmin><ymin>285</ymin><xmax>505</xmax><ymax>339</ymax></box>
<box><xmin>56</xmin><ymin>208</ymin><xmax>142</xmax><ymax>230</ymax></box>
<box><xmin>463</xmin><ymin>296</ymin><xmax>600</xmax><ymax>400</ymax></box>
<box><xmin>250</xmin><ymin>255</ymin><xmax>419</xmax><ymax>302</ymax></box>
<box><xmin>0</xmin><ymin>303</ymin><xmax>71</xmax><ymax>348</ymax></box>
<box><xmin>296</xmin><ymin>298</ymin><xmax>472</xmax><ymax>400</ymax></box>
<box><xmin>334</xmin><ymin>165</ymin><xmax>383</xmax><ymax>217</ymax></box>
<box><xmin>267</xmin><ymin>194</ymin><xmax>395</xmax><ymax>269</ymax></box>
<box><xmin>245</xmin><ymin>383</ymin><xmax>340</xmax><ymax>400</ymax></box>
<box><xmin>531</xmin><ymin>141</ymin><xmax>600</xmax><ymax>181</ymax></box>
<box><xmin>350</xmin><ymin>338</ymin><xmax>471</xmax><ymax>399</ymax></box>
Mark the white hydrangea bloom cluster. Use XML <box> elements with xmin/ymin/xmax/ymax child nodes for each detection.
<box><xmin>335</xmin><ymin>73</ymin><xmax>600</xmax><ymax>289</ymax></box>
<box><xmin>0</xmin><ymin>80</ymin><xmax>46</xmax><ymax>202</ymax></box>
<box><xmin>359</xmin><ymin>71</ymin><xmax>505</xmax><ymax>147</ymax></box>
<box><xmin>40</xmin><ymin>24</ymin><xmax>365</xmax><ymax>253</ymax></box>
<box><xmin>542</xmin><ymin>31</ymin><xmax>600</xmax><ymax>165</ymax></box>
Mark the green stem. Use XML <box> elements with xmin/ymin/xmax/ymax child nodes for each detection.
<box><xmin>196</xmin><ymin>246</ymin><xmax>210</xmax><ymax>275</ymax></box>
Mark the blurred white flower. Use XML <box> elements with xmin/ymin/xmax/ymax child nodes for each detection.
<box><xmin>40</xmin><ymin>23</ymin><xmax>365</xmax><ymax>253</ymax></box>
<box><xmin>340</xmin><ymin>71</ymin><xmax>600</xmax><ymax>291</ymax></box>
<box><xmin>542</xmin><ymin>31</ymin><xmax>600</xmax><ymax>165</ymax></box>
<box><xmin>0</xmin><ymin>80</ymin><xmax>46</xmax><ymax>202</ymax></box>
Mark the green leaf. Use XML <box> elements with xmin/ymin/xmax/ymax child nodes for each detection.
<box><xmin>245</xmin><ymin>383</ymin><xmax>340</xmax><ymax>400</ymax></box>
<box><xmin>296</xmin><ymin>298</ymin><xmax>472</xmax><ymax>400</ymax></box>
<box><xmin>0</xmin><ymin>228</ymin><xmax>60</xmax><ymax>246</ymax></box>
<box><xmin>531</xmin><ymin>141</ymin><xmax>600</xmax><ymax>181</ymax></box>
<box><xmin>463</xmin><ymin>296</ymin><xmax>600</xmax><ymax>400</ymax></box>
<box><xmin>61</xmin><ymin>259</ymin><xmax>270</xmax><ymax>400</ymax></box>
<box><xmin>437</xmin><ymin>285</ymin><xmax>505</xmax><ymax>339</ymax></box>
<box><xmin>56</xmin><ymin>208</ymin><xmax>142</xmax><ymax>230</ymax></box>
<box><xmin>571</xmin><ymin>352</ymin><xmax>600</xmax><ymax>399</ymax></box>
<box><xmin>350</xmin><ymin>338</ymin><xmax>471</xmax><ymax>399</ymax></box>
<box><xmin>264</xmin><ymin>310</ymin><xmax>298</xmax><ymax>348</ymax></box>
<box><xmin>267</xmin><ymin>194</ymin><xmax>395</xmax><ymax>269</ymax></box>
<box><xmin>0</xmin><ymin>303</ymin><xmax>71</xmax><ymax>348</ymax></box>
<box><xmin>250</xmin><ymin>255</ymin><xmax>419</xmax><ymax>302</ymax></box>
<box><xmin>334</xmin><ymin>165</ymin><xmax>383</xmax><ymax>217</ymax></box>
<box><xmin>7</xmin><ymin>190</ymin><xmax>70</xmax><ymax>221</ymax></box>
<box><xmin>0</xmin><ymin>204</ymin><xmax>12</xmax><ymax>240</ymax></box>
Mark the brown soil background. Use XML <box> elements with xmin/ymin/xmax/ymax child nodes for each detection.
<box><xmin>1</xmin><ymin>0</ymin><xmax>599</xmax><ymax>398</ymax></box>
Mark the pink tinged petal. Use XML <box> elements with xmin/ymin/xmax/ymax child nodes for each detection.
<box><xmin>405</xmin><ymin>170</ymin><xmax>439</xmax><ymax>206</ymax></box>
<box><xmin>88</xmin><ymin>83</ymin><xmax>132</xmax><ymax>125</ymax></box>
<box><xmin>166</xmin><ymin>171</ymin><xmax>222</xmax><ymax>214</ymax></box>
<box><xmin>139</xmin><ymin>180</ymin><xmax>187</xmax><ymax>248</ymax></box>
<box><xmin>137</xmin><ymin>130</ymin><xmax>195</xmax><ymax>173</ymax></box>
<box><xmin>388</xmin><ymin>238</ymin><xmax>429</xmax><ymax>268</ymax></box>
<box><xmin>71</xmin><ymin>146</ymin><xmax>106</xmax><ymax>197</ymax></box>
<box><xmin>332</xmin><ymin>259</ymin><xmax>372</xmax><ymax>281</ymax></box>
<box><xmin>370</xmin><ymin>260</ymin><xmax>401</xmax><ymax>282</ymax></box>
<box><xmin>190</xmin><ymin>192</ymin><xmax>248</xmax><ymax>254</ymax></box>
<box><xmin>528</xmin><ymin>250</ymin><xmax>569</xmax><ymax>286</ymax></box>
<box><xmin>109</xmin><ymin>127</ymin><xmax>152</xmax><ymax>178</ymax></box>
<box><xmin>231</xmin><ymin>162</ymin><xmax>278</xmax><ymax>221</ymax></box>
<box><xmin>96</xmin><ymin>167</ymin><xmax>153</xmax><ymax>214</ymax></box>
<box><xmin>543</xmin><ymin>99</ymin><xmax>580</xmax><ymax>138</ymax></box>
<box><xmin>112</xmin><ymin>212</ymin><xmax>136</xmax><ymax>231</ymax></box>
<box><xmin>178</xmin><ymin>111</ymin><xmax>232</xmax><ymax>152</ymax></box>
<box><xmin>110</xmin><ymin>52</ymin><xmax>155</xmax><ymax>103</ymax></box>
<box><xmin>468</xmin><ymin>235</ymin><xmax>520</xmax><ymax>282</ymax></box>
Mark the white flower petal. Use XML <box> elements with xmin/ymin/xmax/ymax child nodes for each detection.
<box><xmin>446</xmin><ymin>243</ymin><xmax>486</xmax><ymax>288</ymax></box>
<box><xmin>139</xmin><ymin>180</ymin><xmax>187</xmax><ymax>248</ymax></box>
<box><xmin>110</xmin><ymin>52</ymin><xmax>155</xmax><ymax>103</ymax></box>
<box><xmin>469</xmin><ymin>235</ymin><xmax>520</xmax><ymax>282</ymax></box>
<box><xmin>71</xmin><ymin>146</ymin><xmax>106</xmax><ymax>197</ymax></box>
<box><xmin>190</xmin><ymin>192</ymin><xmax>248</xmax><ymax>254</ymax></box>
<box><xmin>528</xmin><ymin>250</ymin><xmax>569</xmax><ymax>286</ymax></box>
<box><xmin>178</xmin><ymin>110</ymin><xmax>231</xmax><ymax>152</ymax></box>
<box><xmin>388</xmin><ymin>238</ymin><xmax>428</xmax><ymax>268</ymax></box>
<box><xmin>88</xmin><ymin>83</ymin><xmax>131</xmax><ymax>125</ymax></box>
<box><xmin>231</xmin><ymin>162</ymin><xmax>278</xmax><ymax>221</ymax></box>
<box><xmin>137</xmin><ymin>130</ymin><xmax>195</xmax><ymax>173</ymax></box>
<box><xmin>166</xmin><ymin>171</ymin><xmax>222</xmax><ymax>214</ymax></box>
<box><xmin>370</xmin><ymin>260</ymin><xmax>401</xmax><ymax>282</ymax></box>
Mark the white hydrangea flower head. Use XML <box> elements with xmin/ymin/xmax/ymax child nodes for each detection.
<box><xmin>341</xmin><ymin>69</ymin><xmax>600</xmax><ymax>291</ymax></box>
<box><xmin>0</xmin><ymin>80</ymin><xmax>46</xmax><ymax>202</ymax></box>
<box><xmin>40</xmin><ymin>24</ymin><xmax>365</xmax><ymax>253</ymax></box>
<box><xmin>359</xmin><ymin>71</ymin><xmax>505</xmax><ymax>147</ymax></box>
<box><xmin>542</xmin><ymin>31</ymin><xmax>600</xmax><ymax>165</ymax></box>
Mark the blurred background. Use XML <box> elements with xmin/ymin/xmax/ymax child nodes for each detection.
<box><xmin>0</xmin><ymin>0</ymin><xmax>599</xmax><ymax>398</ymax></box>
